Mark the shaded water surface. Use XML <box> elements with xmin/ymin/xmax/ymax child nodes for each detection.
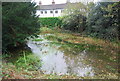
<box><xmin>27</xmin><ymin>34</ymin><xmax>117</xmax><ymax>78</ymax></box>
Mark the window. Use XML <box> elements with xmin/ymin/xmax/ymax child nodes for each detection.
<box><xmin>41</xmin><ymin>11</ymin><xmax>43</xmax><ymax>14</ymax></box>
<box><xmin>55</xmin><ymin>11</ymin><xmax>58</xmax><ymax>13</ymax></box>
<box><xmin>50</xmin><ymin>11</ymin><xmax>53</xmax><ymax>13</ymax></box>
<box><xmin>61</xmin><ymin>10</ymin><xmax>63</xmax><ymax>13</ymax></box>
<box><xmin>45</xmin><ymin>11</ymin><xmax>47</xmax><ymax>14</ymax></box>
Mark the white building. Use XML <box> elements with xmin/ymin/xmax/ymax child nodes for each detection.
<box><xmin>36</xmin><ymin>0</ymin><xmax>68</xmax><ymax>17</ymax></box>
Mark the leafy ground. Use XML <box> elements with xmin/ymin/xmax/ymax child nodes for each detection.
<box><xmin>41</xmin><ymin>27</ymin><xmax>119</xmax><ymax>57</ymax></box>
<box><xmin>2</xmin><ymin>27</ymin><xmax>119</xmax><ymax>79</ymax></box>
<box><xmin>40</xmin><ymin>27</ymin><xmax>119</xmax><ymax>79</ymax></box>
<box><xmin>41</xmin><ymin>27</ymin><xmax>119</xmax><ymax>49</ymax></box>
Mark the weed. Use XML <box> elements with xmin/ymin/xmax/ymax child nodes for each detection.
<box><xmin>32</xmin><ymin>38</ymin><xmax>43</xmax><ymax>41</ymax></box>
<box><xmin>14</xmin><ymin>52</ymin><xmax>41</xmax><ymax>71</ymax></box>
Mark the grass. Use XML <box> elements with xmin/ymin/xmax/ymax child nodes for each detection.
<box><xmin>32</xmin><ymin>38</ymin><xmax>43</xmax><ymax>41</ymax></box>
<box><xmin>40</xmin><ymin>27</ymin><xmax>119</xmax><ymax>50</ymax></box>
<box><xmin>40</xmin><ymin>27</ymin><xmax>118</xmax><ymax>78</ymax></box>
<box><xmin>41</xmin><ymin>27</ymin><xmax>119</xmax><ymax>55</ymax></box>
<box><xmin>2</xmin><ymin>62</ymin><xmax>88</xmax><ymax>79</ymax></box>
<box><xmin>2</xmin><ymin>51</ymin><xmax>42</xmax><ymax>79</ymax></box>
<box><xmin>40</xmin><ymin>27</ymin><xmax>55</xmax><ymax>33</ymax></box>
<box><xmin>2</xmin><ymin>27</ymin><xmax>119</xmax><ymax>79</ymax></box>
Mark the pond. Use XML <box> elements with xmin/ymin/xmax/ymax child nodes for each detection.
<box><xmin>27</xmin><ymin>34</ymin><xmax>118</xmax><ymax>78</ymax></box>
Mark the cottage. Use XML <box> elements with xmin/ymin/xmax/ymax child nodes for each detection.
<box><xmin>36</xmin><ymin>0</ymin><xmax>69</xmax><ymax>17</ymax></box>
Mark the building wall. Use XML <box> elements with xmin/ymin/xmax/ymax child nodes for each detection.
<box><xmin>36</xmin><ymin>9</ymin><xmax>63</xmax><ymax>17</ymax></box>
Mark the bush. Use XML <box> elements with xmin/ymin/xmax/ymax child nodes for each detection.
<box><xmin>39</xmin><ymin>17</ymin><xmax>62</xmax><ymax>28</ymax></box>
<box><xmin>62</xmin><ymin>13</ymin><xmax>86</xmax><ymax>33</ymax></box>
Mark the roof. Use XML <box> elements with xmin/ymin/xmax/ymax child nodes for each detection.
<box><xmin>37</xmin><ymin>3</ymin><xmax>67</xmax><ymax>10</ymax></box>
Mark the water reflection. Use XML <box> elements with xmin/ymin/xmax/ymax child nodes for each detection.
<box><xmin>27</xmin><ymin>35</ymin><xmax>94</xmax><ymax>77</ymax></box>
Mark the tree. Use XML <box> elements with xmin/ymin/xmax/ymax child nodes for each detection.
<box><xmin>62</xmin><ymin>13</ymin><xmax>86</xmax><ymax>32</ymax></box>
<box><xmin>2</xmin><ymin>2</ymin><xmax>40</xmax><ymax>52</ymax></box>
<box><xmin>108</xmin><ymin>2</ymin><xmax>120</xmax><ymax>40</ymax></box>
<box><xmin>62</xmin><ymin>2</ymin><xmax>87</xmax><ymax>33</ymax></box>
<box><xmin>86</xmin><ymin>2</ymin><xmax>119</xmax><ymax>40</ymax></box>
<box><xmin>63</xmin><ymin>2</ymin><xmax>88</xmax><ymax>16</ymax></box>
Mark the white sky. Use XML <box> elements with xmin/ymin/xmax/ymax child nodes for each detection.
<box><xmin>32</xmin><ymin>0</ymin><xmax>96</xmax><ymax>5</ymax></box>
<box><xmin>31</xmin><ymin>0</ymin><xmax>119</xmax><ymax>5</ymax></box>
<box><xmin>32</xmin><ymin>0</ymin><xmax>67</xmax><ymax>5</ymax></box>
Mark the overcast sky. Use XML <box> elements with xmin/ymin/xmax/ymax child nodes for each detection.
<box><xmin>32</xmin><ymin>0</ymin><xmax>119</xmax><ymax>5</ymax></box>
<box><xmin>32</xmin><ymin>0</ymin><xmax>67</xmax><ymax>5</ymax></box>
<box><xmin>32</xmin><ymin>0</ymin><xmax>96</xmax><ymax>5</ymax></box>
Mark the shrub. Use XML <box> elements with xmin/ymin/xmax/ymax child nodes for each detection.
<box><xmin>39</xmin><ymin>17</ymin><xmax>62</xmax><ymax>28</ymax></box>
<box><xmin>62</xmin><ymin>13</ymin><xmax>86</xmax><ymax>33</ymax></box>
<box><xmin>15</xmin><ymin>52</ymin><xmax>41</xmax><ymax>71</ymax></box>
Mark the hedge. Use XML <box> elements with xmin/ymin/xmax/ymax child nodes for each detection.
<box><xmin>39</xmin><ymin>17</ymin><xmax>62</xmax><ymax>28</ymax></box>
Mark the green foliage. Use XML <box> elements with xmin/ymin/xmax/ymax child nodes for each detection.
<box><xmin>61</xmin><ymin>2</ymin><xmax>87</xmax><ymax>33</ymax></box>
<box><xmin>40</xmin><ymin>27</ymin><xmax>53</xmax><ymax>31</ymax></box>
<box><xmin>45</xmin><ymin>34</ymin><xmax>102</xmax><ymax>52</ymax></box>
<box><xmin>62</xmin><ymin>13</ymin><xmax>86</xmax><ymax>33</ymax></box>
<box><xmin>61</xmin><ymin>2</ymin><xmax>119</xmax><ymax>41</ymax></box>
<box><xmin>39</xmin><ymin>17</ymin><xmax>62</xmax><ymax>28</ymax></box>
<box><xmin>32</xmin><ymin>38</ymin><xmax>43</xmax><ymax>41</ymax></box>
<box><xmin>86</xmin><ymin>2</ymin><xmax>119</xmax><ymax>41</ymax></box>
<box><xmin>2</xmin><ymin>2</ymin><xmax>40</xmax><ymax>52</ymax></box>
<box><xmin>63</xmin><ymin>2</ymin><xmax>88</xmax><ymax>16</ymax></box>
<box><xmin>45</xmin><ymin>35</ymin><xmax>58</xmax><ymax>41</ymax></box>
<box><xmin>15</xmin><ymin>52</ymin><xmax>41</xmax><ymax>71</ymax></box>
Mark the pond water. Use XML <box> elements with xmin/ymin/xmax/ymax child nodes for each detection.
<box><xmin>27</xmin><ymin>34</ymin><xmax>117</xmax><ymax>78</ymax></box>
